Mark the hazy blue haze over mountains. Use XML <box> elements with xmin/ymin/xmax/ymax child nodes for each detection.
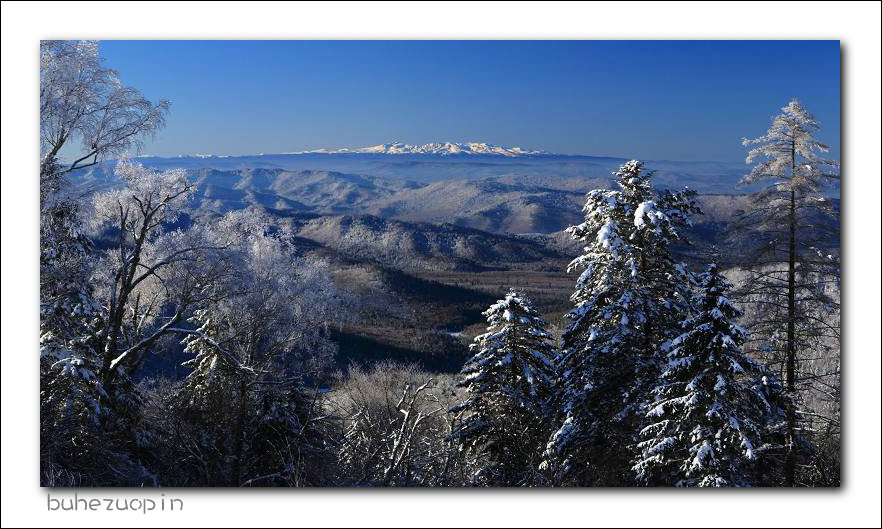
<box><xmin>87</xmin><ymin>151</ymin><xmax>752</xmax><ymax>192</ymax></box>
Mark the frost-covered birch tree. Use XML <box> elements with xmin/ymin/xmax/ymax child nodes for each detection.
<box><xmin>43</xmin><ymin>160</ymin><xmax>239</xmax><ymax>484</ymax></box>
<box><xmin>40</xmin><ymin>40</ymin><xmax>168</xmax><ymax>173</ymax></box>
<box><xmin>448</xmin><ymin>290</ymin><xmax>556</xmax><ymax>485</ymax></box>
<box><xmin>731</xmin><ymin>98</ymin><xmax>840</xmax><ymax>486</ymax></box>
<box><xmin>169</xmin><ymin>210</ymin><xmax>340</xmax><ymax>486</ymax></box>
<box><xmin>633</xmin><ymin>260</ymin><xmax>773</xmax><ymax>487</ymax></box>
<box><xmin>88</xmin><ymin>160</ymin><xmax>238</xmax><ymax>391</ymax></box>
<box><xmin>543</xmin><ymin>160</ymin><xmax>700</xmax><ymax>486</ymax></box>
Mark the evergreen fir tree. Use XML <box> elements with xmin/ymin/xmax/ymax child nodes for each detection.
<box><xmin>633</xmin><ymin>260</ymin><xmax>770</xmax><ymax>487</ymax></box>
<box><xmin>449</xmin><ymin>290</ymin><xmax>556</xmax><ymax>486</ymax></box>
<box><xmin>543</xmin><ymin>160</ymin><xmax>700</xmax><ymax>486</ymax></box>
<box><xmin>40</xmin><ymin>158</ymin><xmax>106</xmax><ymax>482</ymax></box>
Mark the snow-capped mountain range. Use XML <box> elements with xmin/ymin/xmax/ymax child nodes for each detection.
<box><xmin>289</xmin><ymin>142</ymin><xmax>549</xmax><ymax>156</ymax></box>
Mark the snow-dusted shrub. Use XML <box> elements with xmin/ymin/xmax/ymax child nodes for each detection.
<box><xmin>328</xmin><ymin>362</ymin><xmax>467</xmax><ymax>486</ymax></box>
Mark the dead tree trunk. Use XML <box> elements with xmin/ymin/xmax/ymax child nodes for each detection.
<box><xmin>785</xmin><ymin>137</ymin><xmax>798</xmax><ymax>487</ymax></box>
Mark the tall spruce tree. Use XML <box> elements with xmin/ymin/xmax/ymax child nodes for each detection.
<box><xmin>449</xmin><ymin>290</ymin><xmax>556</xmax><ymax>486</ymax></box>
<box><xmin>732</xmin><ymin>98</ymin><xmax>840</xmax><ymax>486</ymax></box>
<box><xmin>543</xmin><ymin>160</ymin><xmax>700</xmax><ymax>486</ymax></box>
<box><xmin>633</xmin><ymin>260</ymin><xmax>772</xmax><ymax>487</ymax></box>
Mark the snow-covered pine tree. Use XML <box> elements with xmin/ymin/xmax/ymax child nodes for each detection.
<box><xmin>39</xmin><ymin>157</ymin><xmax>108</xmax><ymax>484</ymax></box>
<box><xmin>731</xmin><ymin>98</ymin><xmax>840</xmax><ymax>486</ymax></box>
<box><xmin>448</xmin><ymin>289</ymin><xmax>556</xmax><ymax>486</ymax></box>
<box><xmin>633</xmin><ymin>260</ymin><xmax>771</xmax><ymax>487</ymax></box>
<box><xmin>543</xmin><ymin>160</ymin><xmax>701</xmax><ymax>486</ymax></box>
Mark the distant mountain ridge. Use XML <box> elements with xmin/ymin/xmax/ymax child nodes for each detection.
<box><xmin>81</xmin><ymin>151</ymin><xmax>757</xmax><ymax>195</ymax></box>
<box><xmin>71</xmin><ymin>146</ymin><xmax>839</xmax><ymax>236</ymax></box>
<box><xmin>288</xmin><ymin>141</ymin><xmax>550</xmax><ymax>156</ymax></box>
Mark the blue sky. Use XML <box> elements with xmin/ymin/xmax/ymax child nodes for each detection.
<box><xmin>99</xmin><ymin>40</ymin><xmax>841</xmax><ymax>162</ymax></box>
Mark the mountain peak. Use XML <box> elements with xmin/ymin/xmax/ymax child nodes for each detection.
<box><xmin>294</xmin><ymin>141</ymin><xmax>549</xmax><ymax>157</ymax></box>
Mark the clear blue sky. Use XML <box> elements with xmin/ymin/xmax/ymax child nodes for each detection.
<box><xmin>99</xmin><ymin>40</ymin><xmax>840</xmax><ymax>162</ymax></box>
